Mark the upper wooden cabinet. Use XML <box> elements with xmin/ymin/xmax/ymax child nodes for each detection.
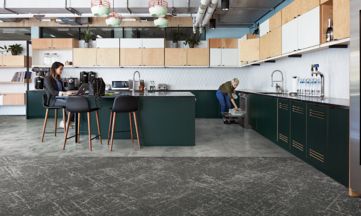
<box><xmin>209</xmin><ymin>38</ymin><xmax>238</xmax><ymax>48</ymax></box>
<box><xmin>187</xmin><ymin>48</ymin><xmax>209</xmax><ymax>66</ymax></box>
<box><xmin>282</xmin><ymin>0</ymin><xmax>301</xmax><ymax>24</ymax></box>
<box><xmin>73</xmin><ymin>48</ymin><xmax>97</xmax><ymax>67</ymax></box>
<box><xmin>165</xmin><ymin>48</ymin><xmax>187</xmax><ymax>66</ymax></box>
<box><xmin>73</xmin><ymin>48</ymin><xmax>119</xmax><ymax>67</ymax></box>
<box><xmin>333</xmin><ymin>0</ymin><xmax>350</xmax><ymax>40</ymax></box>
<box><xmin>32</xmin><ymin>38</ymin><xmax>78</xmax><ymax>50</ymax></box>
<box><xmin>142</xmin><ymin>48</ymin><xmax>165</xmax><ymax>66</ymax></box>
<box><xmin>239</xmin><ymin>38</ymin><xmax>260</xmax><ymax>64</ymax></box>
<box><xmin>121</xmin><ymin>48</ymin><xmax>164</xmax><ymax>67</ymax></box>
<box><xmin>269</xmin><ymin>11</ymin><xmax>282</xmax><ymax>31</ymax></box>
<box><xmin>0</xmin><ymin>55</ymin><xmax>30</xmax><ymax>67</ymax></box>
<box><xmin>282</xmin><ymin>0</ymin><xmax>319</xmax><ymax>25</ymax></box>
<box><xmin>165</xmin><ymin>48</ymin><xmax>209</xmax><ymax>67</ymax></box>
<box><xmin>96</xmin><ymin>48</ymin><xmax>120</xmax><ymax>66</ymax></box>
<box><xmin>260</xmin><ymin>27</ymin><xmax>282</xmax><ymax>60</ymax></box>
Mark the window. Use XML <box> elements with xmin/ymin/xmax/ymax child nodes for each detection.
<box><xmin>123</xmin><ymin>28</ymin><xmax>165</xmax><ymax>38</ymax></box>
<box><xmin>41</xmin><ymin>27</ymin><xmax>80</xmax><ymax>39</ymax></box>
<box><xmin>165</xmin><ymin>27</ymin><xmax>206</xmax><ymax>41</ymax></box>
<box><xmin>0</xmin><ymin>28</ymin><xmax>31</xmax><ymax>40</ymax></box>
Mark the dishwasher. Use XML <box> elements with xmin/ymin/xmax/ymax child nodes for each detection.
<box><xmin>223</xmin><ymin>92</ymin><xmax>250</xmax><ymax>128</ymax></box>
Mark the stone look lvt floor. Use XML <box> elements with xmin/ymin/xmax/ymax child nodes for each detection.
<box><xmin>0</xmin><ymin>157</ymin><xmax>360</xmax><ymax>216</ymax></box>
<box><xmin>0</xmin><ymin>116</ymin><xmax>360</xmax><ymax>215</ymax></box>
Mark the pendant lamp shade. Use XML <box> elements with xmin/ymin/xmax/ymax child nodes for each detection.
<box><xmin>149</xmin><ymin>0</ymin><xmax>168</xmax><ymax>17</ymax></box>
<box><xmin>106</xmin><ymin>12</ymin><xmax>121</xmax><ymax>27</ymax></box>
<box><xmin>154</xmin><ymin>17</ymin><xmax>168</xmax><ymax>28</ymax></box>
<box><xmin>91</xmin><ymin>0</ymin><xmax>111</xmax><ymax>16</ymax></box>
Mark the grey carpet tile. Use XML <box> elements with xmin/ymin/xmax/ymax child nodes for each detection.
<box><xmin>0</xmin><ymin>157</ymin><xmax>360</xmax><ymax>216</ymax></box>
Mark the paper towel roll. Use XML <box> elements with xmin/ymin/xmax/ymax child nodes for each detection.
<box><xmin>291</xmin><ymin>76</ymin><xmax>298</xmax><ymax>93</ymax></box>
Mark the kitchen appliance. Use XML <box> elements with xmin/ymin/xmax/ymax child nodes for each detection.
<box><xmin>149</xmin><ymin>81</ymin><xmax>156</xmax><ymax>92</ymax></box>
<box><xmin>239</xmin><ymin>92</ymin><xmax>251</xmax><ymax>128</ymax></box>
<box><xmin>290</xmin><ymin>76</ymin><xmax>298</xmax><ymax>96</ymax></box>
<box><xmin>63</xmin><ymin>78</ymin><xmax>80</xmax><ymax>91</ymax></box>
<box><xmin>80</xmin><ymin>72</ymin><xmax>89</xmax><ymax>84</ymax></box>
<box><xmin>112</xmin><ymin>81</ymin><xmax>129</xmax><ymax>90</ymax></box>
<box><xmin>32</xmin><ymin>67</ymin><xmax>50</xmax><ymax>89</ymax></box>
<box><xmin>349</xmin><ymin>0</ymin><xmax>361</xmax><ymax>197</ymax></box>
<box><xmin>158</xmin><ymin>83</ymin><xmax>168</xmax><ymax>91</ymax></box>
<box><xmin>88</xmin><ymin>71</ymin><xmax>97</xmax><ymax>83</ymax></box>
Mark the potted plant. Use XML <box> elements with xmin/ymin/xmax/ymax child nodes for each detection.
<box><xmin>0</xmin><ymin>44</ymin><xmax>24</xmax><ymax>55</ymax></box>
<box><xmin>171</xmin><ymin>26</ymin><xmax>184</xmax><ymax>48</ymax></box>
<box><xmin>82</xmin><ymin>28</ymin><xmax>94</xmax><ymax>48</ymax></box>
<box><xmin>184</xmin><ymin>33</ymin><xmax>201</xmax><ymax>48</ymax></box>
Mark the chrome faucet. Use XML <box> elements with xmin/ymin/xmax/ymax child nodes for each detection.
<box><xmin>271</xmin><ymin>70</ymin><xmax>284</xmax><ymax>93</ymax></box>
<box><xmin>132</xmin><ymin>71</ymin><xmax>141</xmax><ymax>95</ymax></box>
<box><xmin>311</xmin><ymin>65</ymin><xmax>325</xmax><ymax>98</ymax></box>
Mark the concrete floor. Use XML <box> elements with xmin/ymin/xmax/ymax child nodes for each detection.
<box><xmin>0</xmin><ymin>116</ymin><xmax>291</xmax><ymax>157</ymax></box>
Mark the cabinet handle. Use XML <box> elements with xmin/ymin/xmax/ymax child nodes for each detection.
<box><xmin>292</xmin><ymin>140</ymin><xmax>304</xmax><ymax>152</ymax></box>
<box><xmin>309</xmin><ymin>149</ymin><xmax>325</xmax><ymax>163</ymax></box>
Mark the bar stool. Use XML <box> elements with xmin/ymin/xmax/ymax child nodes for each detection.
<box><xmin>41</xmin><ymin>94</ymin><xmax>66</xmax><ymax>142</ymax></box>
<box><xmin>108</xmin><ymin>96</ymin><xmax>140</xmax><ymax>151</ymax></box>
<box><xmin>63</xmin><ymin>96</ymin><xmax>102</xmax><ymax>151</ymax></box>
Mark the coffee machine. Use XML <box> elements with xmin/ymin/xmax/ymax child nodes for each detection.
<box><xmin>32</xmin><ymin>67</ymin><xmax>50</xmax><ymax>89</ymax></box>
<box><xmin>80</xmin><ymin>71</ymin><xmax>97</xmax><ymax>84</ymax></box>
<box><xmin>63</xmin><ymin>77</ymin><xmax>80</xmax><ymax>90</ymax></box>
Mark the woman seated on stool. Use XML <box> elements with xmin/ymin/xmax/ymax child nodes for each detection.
<box><xmin>44</xmin><ymin>62</ymin><xmax>73</xmax><ymax>127</ymax></box>
<box><xmin>216</xmin><ymin>78</ymin><xmax>240</xmax><ymax>124</ymax></box>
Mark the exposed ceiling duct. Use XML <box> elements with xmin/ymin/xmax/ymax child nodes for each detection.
<box><xmin>193</xmin><ymin>0</ymin><xmax>219</xmax><ymax>33</ymax></box>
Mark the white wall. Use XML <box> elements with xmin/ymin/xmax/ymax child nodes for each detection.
<box><xmin>61</xmin><ymin>48</ymin><xmax>349</xmax><ymax>99</ymax></box>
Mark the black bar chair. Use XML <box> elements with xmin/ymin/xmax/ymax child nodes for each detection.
<box><xmin>63</xmin><ymin>96</ymin><xmax>102</xmax><ymax>151</ymax></box>
<box><xmin>108</xmin><ymin>96</ymin><xmax>140</xmax><ymax>151</ymax></box>
<box><xmin>41</xmin><ymin>94</ymin><xmax>66</xmax><ymax>142</ymax></box>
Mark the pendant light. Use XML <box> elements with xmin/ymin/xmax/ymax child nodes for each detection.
<box><xmin>221</xmin><ymin>0</ymin><xmax>229</xmax><ymax>11</ymax></box>
<box><xmin>154</xmin><ymin>17</ymin><xmax>168</xmax><ymax>28</ymax></box>
<box><xmin>91</xmin><ymin>0</ymin><xmax>111</xmax><ymax>17</ymax></box>
<box><xmin>149</xmin><ymin>0</ymin><xmax>168</xmax><ymax>18</ymax></box>
<box><xmin>105</xmin><ymin>0</ymin><xmax>121</xmax><ymax>27</ymax></box>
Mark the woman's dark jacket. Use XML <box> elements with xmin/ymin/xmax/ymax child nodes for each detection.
<box><xmin>44</xmin><ymin>76</ymin><xmax>65</xmax><ymax>106</ymax></box>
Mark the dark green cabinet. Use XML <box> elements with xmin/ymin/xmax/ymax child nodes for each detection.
<box><xmin>248</xmin><ymin>93</ymin><xmax>349</xmax><ymax>187</ymax></box>
<box><xmin>290</xmin><ymin>101</ymin><xmax>307</xmax><ymax>159</ymax></box>
<box><xmin>307</xmin><ymin>103</ymin><xmax>329</xmax><ymax>171</ymax></box>
<box><xmin>328</xmin><ymin>106</ymin><xmax>349</xmax><ymax>186</ymax></box>
<box><xmin>277</xmin><ymin>99</ymin><xmax>290</xmax><ymax>150</ymax></box>
<box><xmin>249</xmin><ymin>94</ymin><xmax>277</xmax><ymax>143</ymax></box>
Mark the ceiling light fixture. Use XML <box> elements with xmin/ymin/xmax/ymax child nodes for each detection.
<box><xmin>221</xmin><ymin>0</ymin><xmax>229</xmax><ymax>11</ymax></box>
<box><xmin>149</xmin><ymin>0</ymin><xmax>169</xmax><ymax>28</ymax></box>
<box><xmin>105</xmin><ymin>0</ymin><xmax>121</xmax><ymax>27</ymax></box>
<box><xmin>149</xmin><ymin>0</ymin><xmax>168</xmax><ymax>17</ymax></box>
<box><xmin>154</xmin><ymin>17</ymin><xmax>168</xmax><ymax>28</ymax></box>
<box><xmin>91</xmin><ymin>0</ymin><xmax>110</xmax><ymax>17</ymax></box>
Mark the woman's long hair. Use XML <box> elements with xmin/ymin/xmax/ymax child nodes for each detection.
<box><xmin>50</xmin><ymin>62</ymin><xmax>64</xmax><ymax>80</ymax></box>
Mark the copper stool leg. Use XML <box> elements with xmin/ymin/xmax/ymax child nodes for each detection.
<box><xmin>107</xmin><ymin>112</ymin><xmax>113</xmax><ymax>145</ymax></box>
<box><xmin>95</xmin><ymin>111</ymin><xmax>102</xmax><ymax>144</ymax></box>
<box><xmin>129</xmin><ymin>112</ymin><xmax>134</xmax><ymax>143</ymax></box>
<box><xmin>63</xmin><ymin>112</ymin><xmax>72</xmax><ymax>150</ymax></box>
<box><xmin>41</xmin><ymin>109</ymin><xmax>49</xmax><ymax>142</ymax></box>
<box><xmin>133</xmin><ymin>112</ymin><xmax>140</xmax><ymax>150</ymax></box>
<box><xmin>54</xmin><ymin>109</ymin><xmax>58</xmax><ymax>137</ymax></box>
<box><xmin>110</xmin><ymin>112</ymin><xmax>117</xmax><ymax>152</ymax></box>
<box><xmin>87</xmin><ymin>112</ymin><xmax>92</xmax><ymax>151</ymax></box>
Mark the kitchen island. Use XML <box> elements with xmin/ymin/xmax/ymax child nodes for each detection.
<box><xmin>85</xmin><ymin>91</ymin><xmax>196</xmax><ymax>146</ymax></box>
<box><xmin>28</xmin><ymin>91</ymin><xmax>196</xmax><ymax>147</ymax></box>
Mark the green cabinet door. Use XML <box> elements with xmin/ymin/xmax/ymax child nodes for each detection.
<box><xmin>307</xmin><ymin>103</ymin><xmax>329</xmax><ymax>171</ymax></box>
<box><xmin>258</xmin><ymin>95</ymin><xmax>277</xmax><ymax>143</ymax></box>
<box><xmin>248</xmin><ymin>94</ymin><xmax>258</xmax><ymax>129</ymax></box>
<box><xmin>290</xmin><ymin>101</ymin><xmax>307</xmax><ymax>159</ymax></box>
<box><xmin>328</xmin><ymin>107</ymin><xmax>349</xmax><ymax>186</ymax></box>
<box><xmin>277</xmin><ymin>98</ymin><xmax>290</xmax><ymax>150</ymax></box>
<box><xmin>27</xmin><ymin>90</ymin><xmax>60</xmax><ymax>119</ymax></box>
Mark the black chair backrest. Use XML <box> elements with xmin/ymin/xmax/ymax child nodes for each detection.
<box><xmin>112</xmin><ymin>96</ymin><xmax>139</xmax><ymax>113</ymax></box>
<box><xmin>66</xmin><ymin>96</ymin><xmax>90</xmax><ymax>113</ymax></box>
